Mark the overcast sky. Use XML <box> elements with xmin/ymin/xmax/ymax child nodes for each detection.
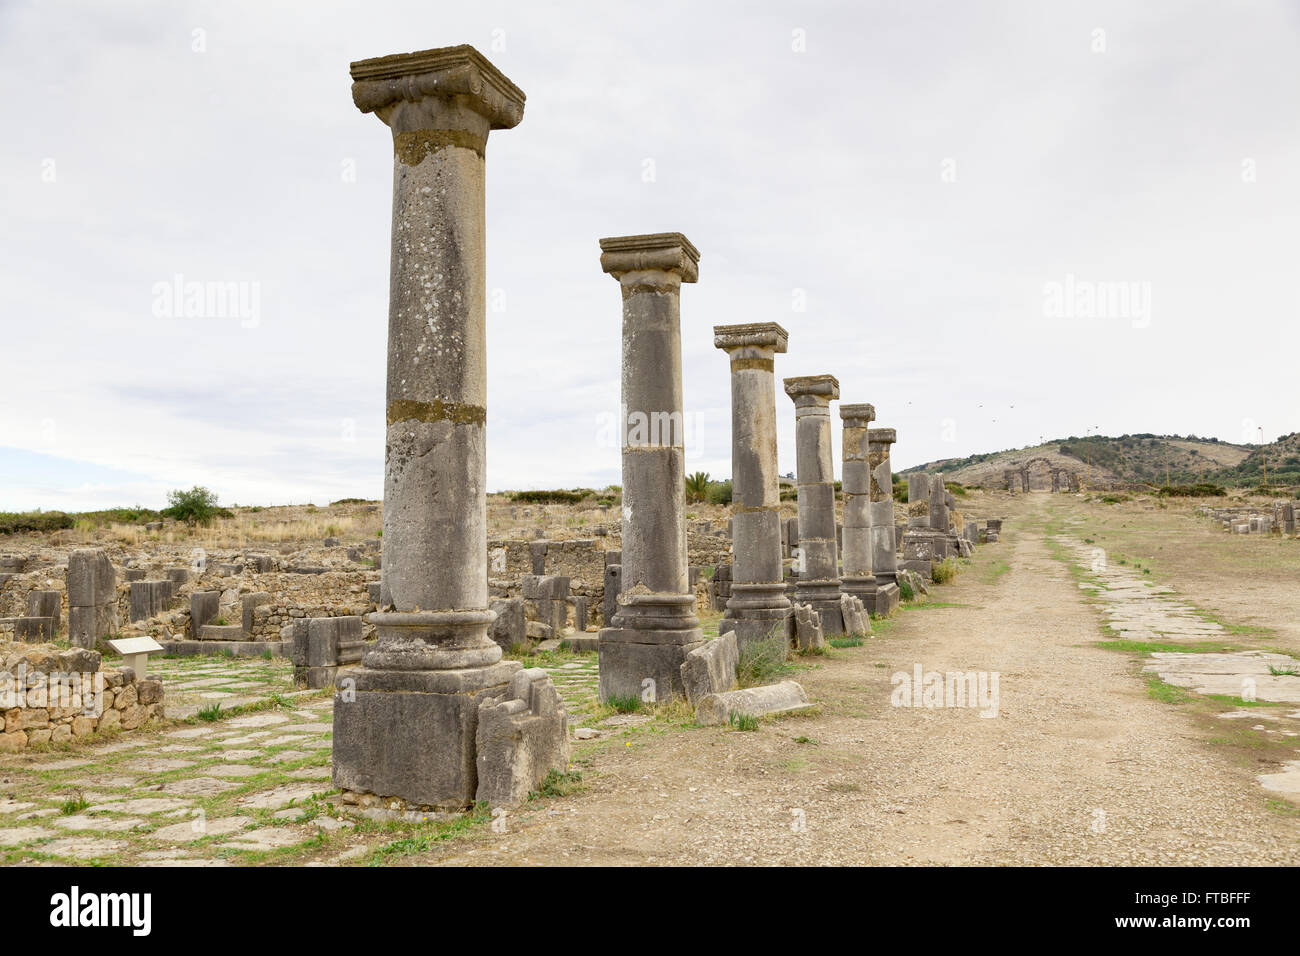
<box><xmin>2</xmin><ymin>0</ymin><xmax>1297</xmax><ymax>511</ymax></box>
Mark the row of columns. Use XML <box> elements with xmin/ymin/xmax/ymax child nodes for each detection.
<box><xmin>332</xmin><ymin>43</ymin><xmax>904</xmax><ymax>811</ymax></box>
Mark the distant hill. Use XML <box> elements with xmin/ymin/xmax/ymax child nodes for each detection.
<box><xmin>901</xmin><ymin>434</ymin><xmax>1259</xmax><ymax>490</ymax></box>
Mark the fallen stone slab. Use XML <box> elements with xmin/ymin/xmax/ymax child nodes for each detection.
<box><xmin>680</xmin><ymin>630</ymin><xmax>738</xmax><ymax>704</ymax></box>
<box><xmin>694</xmin><ymin>680</ymin><xmax>813</xmax><ymax>726</ymax></box>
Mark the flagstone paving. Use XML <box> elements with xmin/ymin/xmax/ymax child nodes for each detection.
<box><xmin>1062</xmin><ymin>534</ymin><xmax>1300</xmax><ymax>804</ymax></box>
<box><xmin>0</xmin><ymin>647</ymin><xmax>604</xmax><ymax>865</ymax></box>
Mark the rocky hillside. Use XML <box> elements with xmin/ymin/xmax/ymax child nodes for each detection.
<box><xmin>901</xmin><ymin>434</ymin><xmax>1255</xmax><ymax>489</ymax></box>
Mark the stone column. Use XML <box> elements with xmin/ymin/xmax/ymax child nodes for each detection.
<box><xmin>839</xmin><ymin>403</ymin><xmax>878</xmax><ymax>608</ymax></box>
<box><xmin>333</xmin><ymin>46</ymin><xmax>564</xmax><ymax>810</ymax></box>
<box><xmin>783</xmin><ymin>375</ymin><xmax>843</xmax><ymax>635</ymax></box>
<box><xmin>907</xmin><ymin>473</ymin><xmax>931</xmax><ymax>529</ymax></box>
<box><xmin>714</xmin><ymin>323</ymin><xmax>791</xmax><ymax>648</ymax></box>
<box><xmin>868</xmin><ymin>428</ymin><xmax>901</xmax><ymax>591</ymax></box>
<box><xmin>598</xmin><ymin>233</ymin><xmax>704</xmax><ymax>701</ymax></box>
<box><xmin>929</xmin><ymin>471</ymin><xmax>949</xmax><ymax>534</ymax></box>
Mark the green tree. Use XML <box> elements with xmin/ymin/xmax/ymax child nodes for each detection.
<box><xmin>684</xmin><ymin>472</ymin><xmax>711</xmax><ymax>503</ymax></box>
<box><xmin>164</xmin><ymin>486</ymin><xmax>222</xmax><ymax>525</ymax></box>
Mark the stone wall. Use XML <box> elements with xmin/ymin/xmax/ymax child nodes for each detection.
<box><xmin>0</xmin><ymin>643</ymin><xmax>164</xmax><ymax>752</ymax></box>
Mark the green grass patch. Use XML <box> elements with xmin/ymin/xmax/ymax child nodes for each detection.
<box><xmin>1095</xmin><ymin>639</ymin><xmax>1241</xmax><ymax>656</ymax></box>
<box><xmin>59</xmin><ymin>794</ymin><xmax>90</xmax><ymax>815</ymax></box>
<box><xmin>1146</xmin><ymin>677</ymin><xmax>1194</xmax><ymax>704</ymax></box>
<box><xmin>606</xmin><ymin>694</ymin><xmax>642</xmax><ymax>714</ymax></box>
<box><xmin>728</xmin><ymin>711</ymin><xmax>759</xmax><ymax>732</ymax></box>
<box><xmin>736</xmin><ymin>634</ymin><xmax>793</xmax><ymax>687</ymax></box>
<box><xmin>530</xmin><ymin>769</ymin><xmax>584</xmax><ymax>800</ymax></box>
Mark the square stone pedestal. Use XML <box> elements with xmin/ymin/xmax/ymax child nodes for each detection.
<box><xmin>598</xmin><ymin>627</ymin><xmax>704</xmax><ymax>702</ymax></box>
<box><xmin>718</xmin><ymin>614</ymin><xmax>790</xmax><ymax>651</ymax></box>
<box><xmin>332</xmin><ymin>661</ymin><xmax>519</xmax><ymax>810</ymax></box>
<box><xmin>868</xmin><ymin>582</ymin><xmax>901</xmax><ymax>617</ymax></box>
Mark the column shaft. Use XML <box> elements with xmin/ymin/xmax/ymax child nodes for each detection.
<box><xmin>868</xmin><ymin>428</ymin><xmax>900</xmax><ymax>587</ymax></box>
<box><xmin>839</xmin><ymin>404</ymin><xmax>877</xmax><ymax>606</ymax></box>
<box><xmin>716</xmin><ymin>323</ymin><xmax>791</xmax><ymax>647</ymax></box>
<box><xmin>598</xmin><ymin>234</ymin><xmax>704</xmax><ymax>702</ymax></box>
<box><xmin>784</xmin><ymin>375</ymin><xmax>843</xmax><ymax>635</ymax></box>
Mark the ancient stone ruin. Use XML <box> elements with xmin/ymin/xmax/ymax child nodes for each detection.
<box><xmin>713</xmin><ymin>323</ymin><xmax>791</xmax><ymax>648</ymax></box>
<box><xmin>330</xmin><ymin>44</ymin><xmax>567</xmax><ymax>811</ymax></box>
<box><xmin>597</xmin><ymin>232</ymin><xmax>704</xmax><ymax>703</ymax></box>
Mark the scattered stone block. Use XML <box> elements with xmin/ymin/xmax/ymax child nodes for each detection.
<box><xmin>475</xmin><ymin>668</ymin><xmax>569</xmax><ymax>807</ymax></box>
<box><xmin>839</xmin><ymin>593</ymin><xmax>871</xmax><ymax>637</ymax></box>
<box><xmin>489</xmin><ymin>598</ymin><xmax>527</xmax><ymax>651</ymax></box>
<box><xmin>680</xmin><ymin>630</ymin><xmax>739</xmax><ymax>704</ymax></box>
<box><xmin>14</xmin><ymin>617</ymin><xmax>55</xmax><ymax>642</ymax></box>
<box><xmin>241</xmin><ymin>592</ymin><xmax>271</xmax><ymax>635</ymax></box>
<box><xmin>27</xmin><ymin>590</ymin><xmax>62</xmax><ymax>630</ymax></box>
<box><xmin>190</xmin><ymin>591</ymin><xmax>219</xmax><ymax>637</ymax></box>
<box><xmin>791</xmin><ymin>603</ymin><xmax>824</xmax><ymax>651</ymax></box>
<box><xmin>695</xmin><ymin>680</ymin><xmax>813</xmax><ymax>725</ymax></box>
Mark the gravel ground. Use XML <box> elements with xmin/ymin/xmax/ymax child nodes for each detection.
<box><xmin>420</xmin><ymin>495</ymin><xmax>1300</xmax><ymax>865</ymax></box>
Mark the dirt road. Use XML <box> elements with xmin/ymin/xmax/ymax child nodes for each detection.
<box><xmin>423</xmin><ymin>495</ymin><xmax>1300</xmax><ymax>865</ymax></box>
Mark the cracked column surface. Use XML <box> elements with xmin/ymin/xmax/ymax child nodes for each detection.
<box><xmin>714</xmin><ymin>323</ymin><xmax>791</xmax><ymax>649</ymax></box>
<box><xmin>597</xmin><ymin>233</ymin><xmax>704</xmax><ymax>702</ymax></box>
<box><xmin>783</xmin><ymin>374</ymin><xmax>844</xmax><ymax>636</ymax></box>
<box><xmin>333</xmin><ymin>45</ymin><xmax>525</xmax><ymax>810</ymax></box>
<box><xmin>839</xmin><ymin>403</ymin><xmax>879</xmax><ymax>609</ymax></box>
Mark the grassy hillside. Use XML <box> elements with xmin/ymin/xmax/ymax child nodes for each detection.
<box><xmin>901</xmin><ymin>434</ymin><xmax>1260</xmax><ymax>489</ymax></box>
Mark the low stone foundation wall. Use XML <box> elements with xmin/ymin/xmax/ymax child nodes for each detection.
<box><xmin>0</xmin><ymin>643</ymin><xmax>165</xmax><ymax>753</ymax></box>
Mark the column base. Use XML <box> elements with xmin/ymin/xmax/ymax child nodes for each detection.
<box><xmin>598</xmin><ymin>626</ymin><xmax>704</xmax><ymax>703</ymax></box>
<box><xmin>332</xmin><ymin>660</ymin><xmax>520</xmax><ymax>810</ymax></box>
<box><xmin>722</xmin><ymin>582</ymin><xmax>791</xmax><ymax>650</ymax></box>
<box><xmin>719</xmin><ymin>615</ymin><xmax>791</xmax><ymax>650</ymax></box>
<box><xmin>333</xmin><ymin>608</ymin><xmax>525</xmax><ymax>810</ymax></box>
<box><xmin>842</xmin><ymin>576</ymin><xmax>900</xmax><ymax>618</ymax></box>
<box><xmin>794</xmin><ymin>581</ymin><xmax>844</xmax><ymax>636</ymax></box>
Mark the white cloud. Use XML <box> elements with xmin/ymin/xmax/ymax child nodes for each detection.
<box><xmin>2</xmin><ymin>0</ymin><xmax>1297</xmax><ymax>510</ymax></box>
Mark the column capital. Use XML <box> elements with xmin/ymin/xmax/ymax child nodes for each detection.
<box><xmin>599</xmin><ymin>233</ymin><xmax>699</xmax><ymax>284</ymax></box>
<box><xmin>783</xmin><ymin>374</ymin><xmax>839</xmax><ymax>401</ymax></box>
<box><xmin>867</xmin><ymin>427</ymin><xmax>897</xmax><ymax>445</ymax></box>
<box><xmin>713</xmin><ymin>322</ymin><xmax>788</xmax><ymax>353</ymax></box>
<box><xmin>351</xmin><ymin>44</ymin><xmax>526</xmax><ymax>134</ymax></box>
<box><xmin>839</xmin><ymin>403</ymin><xmax>876</xmax><ymax>424</ymax></box>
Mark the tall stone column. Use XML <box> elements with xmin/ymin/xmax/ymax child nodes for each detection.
<box><xmin>907</xmin><ymin>473</ymin><xmax>931</xmax><ymax>529</ymax></box>
<box><xmin>839</xmin><ymin>404</ymin><xmax>878</xmax><ymax>610</ymax></box>
<box><xmin>784</xmin><ymin>375</ymin><xmax>843</xmax><ymax>635</ymax></box>
<box><xmin>598</xmin><ymin>233</ymin><xmax>704</xmax><ymax>702</ymax></box>
<box><xmin>868</xmin><ymin>427</ymin><xmax>901</xmax><ymax>595</ymax></box>
<box><xmin>714</xmin><ymin>323</ymin><xmax>791</xmax><ymax>648</ymax></box>
<box><xmin>929</xmin><ymin>470</ymin><xmax>950</xmax><ymax>534</ymax></box>
<box><xmin>333</xmin><ymin>46</ymin><xmax>563</xmax><ymax>810</ymax></box>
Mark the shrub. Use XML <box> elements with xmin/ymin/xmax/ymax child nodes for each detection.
<box><xmin>1157</xmin><ymin>483</ymin><xmax>1226</xmax><ymax>497</ymax></box>
<box><xmin>898</xmin><ymin>578</ymin><xmax>915</xmax><ymax>601</ymax></box>
<box><xmin>931</xmin><ymin>558</ymin><xmax>957</xmax><ymax>585</ymax></box>
<box><xmin>706</xmin><ymin>479</ymin><xmax>733</xmax><ymax>506</ymax></box>
<box><xmin>0</xmin><ymin>511</ymin><xmax>75</xmax><ymax>535</ymax></box>
<box><xmin>509</xmin><ymin>489</ymin><xmax>591</xmax><ymax>504</ymax></box>
<box><xmin>163</xmin><ymin>486</ymin><xmax>225</xmax><ymax>525</ymax></box>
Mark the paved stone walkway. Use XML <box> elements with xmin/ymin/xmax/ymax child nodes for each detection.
<box><xmin>0</xmin><ymin>649</ymin><xmax>607</xmax><ymax>865</ymax></box>
<box><xmin>1062</xmin><ymin>534</ymin><xmax>1300</xmax><ymax>801</ymax></box>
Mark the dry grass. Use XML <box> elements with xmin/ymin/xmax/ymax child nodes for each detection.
<box><xmin>48</xmin><ymin>507</ymin><xmax>383</xmax><ymax>549</ymax></box>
